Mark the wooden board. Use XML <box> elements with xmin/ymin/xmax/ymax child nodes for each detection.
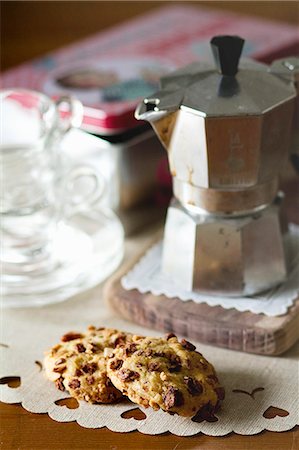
<box><xmin>105</xmin><ymin>177</ymin><xmax>299</xmax><ymax>356</ymax></box>
<box><xmin>104</xmin><ymin>242</ymin><xmax>299</xmax><ymax>356</ymax></box>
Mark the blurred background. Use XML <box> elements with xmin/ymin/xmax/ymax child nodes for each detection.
<box><xmin>2</xmin><ymin>1</ymin><xmax>299</xmax><ymax>70</ymax></box>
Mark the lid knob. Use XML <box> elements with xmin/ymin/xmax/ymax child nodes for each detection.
<box><xmin>211</xmin><ymin>35</ymin><xmax>245</xmax><ymax>77</ymax></box>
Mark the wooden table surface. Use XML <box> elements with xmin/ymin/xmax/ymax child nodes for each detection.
<box><xmin>1</xmin><ymin>2</ymin><xmax>299</xmax><ymax>449</ymax></box>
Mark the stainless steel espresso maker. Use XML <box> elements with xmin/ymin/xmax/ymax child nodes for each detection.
<box><xmin>135</xmin><ymin>36</ymin><xmax>297</xmax><ymax>296</ymax></box>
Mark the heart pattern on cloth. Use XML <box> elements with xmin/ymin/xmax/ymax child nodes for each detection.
<box><xmin>121</xmin><ymin>408</ymin><xmax>147</xmax><ymax>420</ymax></box>
<box><xmin>263</xmin><ymin>406</ymin><xmax>289</xmax><ymax>419</ymax></box>
<box><xmin>0</xmin><ymin>376</ymin><xmax>21</xmax><ymax>388</ymax></box>
<box><xmin>55</xmin><ymin>398</ymin><xmax>79</xmax><ymax>409</ymax></box>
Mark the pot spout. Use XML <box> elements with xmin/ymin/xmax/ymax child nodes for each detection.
<box><xmin>135</xmin><ymin>89</ymin><xmax>182</xmax><ymax>121</ymax></box>
<box><xmin>135</xmin><ymin>97</ymin><xmax>168</xmax><ymax>123</ymax></box>
<box><xmin>135</xmin><ymin>90</ymin><xmax>182</xmax><ymax>150</ymax></box>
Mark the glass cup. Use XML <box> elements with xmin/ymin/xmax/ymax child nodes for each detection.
<box><xmin>1</xmin><ymin>89</ymin><xmax>120</xmax><ymax>306</ymax></box>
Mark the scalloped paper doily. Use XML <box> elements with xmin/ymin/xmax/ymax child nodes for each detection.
<box><xmin>1</xmin><ymin>233</ymin><xmax>299</xmax><ymax>436</ymax></box>
<box><xmin>122</xmin><ymin>224</ymin><xmax>299</xmax><ymax>317</ymax></box>
<box><xmin>1</xmin><ymin>338</ymin><xmax>298</xmax><ymax>436</ymax></box>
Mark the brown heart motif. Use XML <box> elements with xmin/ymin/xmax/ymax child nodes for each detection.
<box><xmin>0</xmin><ymin>376</ymin><xmax>21</xmax><ymax>388</ymax></box>
<box><xmin>263</xmin><ymin>406</ymin><xmax>289</xmax><ymax>419</ymax></box>
<box><xmin>121</xmin><ymin>408</ymin><xmax>147</xmax><ymax>421</ymax></box>
<box><xmin>55</xmin><ymin>398</ymin><xmax>79</xmax><ymax>409</ymax></box>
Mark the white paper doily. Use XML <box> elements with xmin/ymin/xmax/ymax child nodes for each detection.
<box><xmin>122</xmin><ymin>225</ymin><xmax>299</xmax><ymax>317</ymax></box>
<box><xmin>1</xmin><ymin>232</ymin><xmax>299</xmax><ymax>436</ymax></box>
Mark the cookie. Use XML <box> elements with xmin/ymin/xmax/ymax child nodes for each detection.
<box><xmin>107</xmin><ymin>333</ymin><xmax>224</xmax><ymax>417</ymax></box>
<box><xmin>44</xmin><ymin>326</ymin><xmax>133</xmax><ymax>403</ymax></box>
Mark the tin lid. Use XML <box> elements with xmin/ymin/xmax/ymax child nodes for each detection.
<box><xmin>3</xmin><ymin>6</ymin><xmax>299</xmax><ymax>134</ymax></box>
<box><xmin>42</xmin><ymin>56</ymin><xmax>174</xmax><ymax>135</ymax></box>
<box><xmin>137</xmin><ymin>36</ymin><xmax>295</xmax><ymax>120</ymax></box>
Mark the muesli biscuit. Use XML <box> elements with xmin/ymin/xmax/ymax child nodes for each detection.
<box><xmin>107</xmin><ymin>333</ymin><xmax>224</xmax><ymax>417</ymax></box>
<box><xmin>44</xmin><ymin>326</ymin><xmax>132</xmax><ymax>403</ymax></box>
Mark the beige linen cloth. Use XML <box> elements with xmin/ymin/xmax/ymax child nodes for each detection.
<box><xmin>1</xmin><ymin>230</ymin><xmax>298</xmax><ymax>436</ymax></box>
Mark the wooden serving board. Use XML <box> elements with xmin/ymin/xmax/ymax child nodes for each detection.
<box><xmin>104</xmin><ymin>177</ymin><xmax>299</xmax><ymax>356</ymax></box>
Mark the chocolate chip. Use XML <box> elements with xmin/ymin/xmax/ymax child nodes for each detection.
<box><xmin>75</xmin><ymin>369</ymin><xmax>83</xmax><ymax>377</ymax></box>
<box><xmin>68</xmin><ymin>378</ymin><xmax>80</xmax><ymax>389</ymax></box>
<box><xmin>169</xmin><ymin>354</ymin><xmax>182</xmax><ymax>372</ymax></box>
<box><xmin>169</xmin><ymin>354</ymin><xmax>181</xmax><ymax>364</ymax></box>
<box><xmin>86</xmin><ymin>376</ymin><xmax>95</xmax><ymax>385</ymax></box>
<box><xmin>61</xmin><ymin>332</ymin><xmax>83</xmax><ymax>342</ymax></box>
<box><xmin>184</xmin><ymin>377</ymin><xmax>203</xmax><ymax>395</ymax></box>
<box><xmin>181</xmin><ymin>339</ymin><xmax>196</xmax><ymax>351</ymax></box>
<box><xmin>124</xmin><ymin>343</ymin><xmax>137</xmax><ymax>356</ymax></box>
<box><xmin>144</xmin><ymin>349</ymin><xmax>153</xmax><ymax>357</ymax></box>
<box><xmin>165</xmin><ymin>333</ymin><xmax>176</xmax><ymax>340</ymax></box>
<box><xmin>148</xmin><ymin>361</ymin><xmax>161</xmax><ymax>372</ymax></box>
<box><xmin>76</xmin><ymin>343</ymin><xmax>86</xmax><ymax>353</ymax></box>
<box><xmin>114</xmin><ymin>334</ymin><xmax>127</xmax><ymax>347</ymax></box>
<box><xmin>118</xmin><ymin>369</ymin><xmax>140</xmax><ymax>382</ymax></box>
<box><xmin>215</xmin><ymin>387</ymin><xmax>225</xmax><ymax>401</ymax></box>
<box><xmin>54</xmin><ymin>358</ymin><xmax>66</xmax><ymax>366</ymax></box>
<box><xmin>55</xmin><ymin>377</ymin><xmax>65</xmax><ymax>391</ymax></box>
<box><xmin>162</xmin><ymin>386</ymin><xmax>184</xmax><ymax>409</ymax></box>
<box><xmin>90</xmin><ymin>343</ymin><xmax>101</xmax><ymax>353</ymax></box>
<box><xmin>109</xmin><ymin>359</ymin><xmax>123</xmax><ymax>370</ymax></box>
<box><xmin>53</xmin><ymin>365</ymin><xmax>66</xmax><ymax>373</ymax></box>
<box><xmin>169</xmin><ymin>366</ymin><xmax>181</xmax><ymax>373</ymax></box>
<box><xmin>82</xmin><ymin>363</ymin><xmax>97</xmax><ymax>374</ymax></box>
